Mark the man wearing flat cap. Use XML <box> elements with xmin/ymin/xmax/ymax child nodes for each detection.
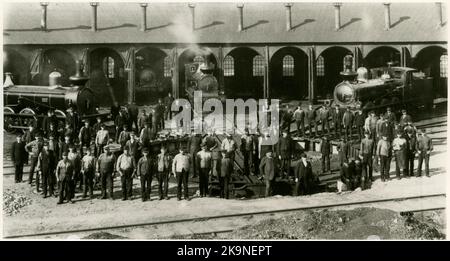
<box><xmin>97</xmin><ymin>146</ymin><xmax>116</xmax><ymax>200</ymax></box>
<box><xmin>197</xmin><ymin>143</ymin><xmax>212</xmax><ymax>197</ymax></box>
<box><xmin>25</xmin><ymin>134</ymin><xmax>44</xmax><ymax>189</ymax></box>
<box><xmin>11</xmin><ymin>134</ymin><xmax>26</xmax><ymax>183</ymax></box>
<box><xmin>172</xmin><ymin>146</ymin><xmax>191</xmax><ymax>200</ymax></box>
<box><xmin>56</xmin><ymin>152</ymin><xmax>74</xmax><ymax>204</ymax></box>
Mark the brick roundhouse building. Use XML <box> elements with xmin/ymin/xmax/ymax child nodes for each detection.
<box><xmin>3</xmin><ymin>2</ymin><xmax>448</xmax><ymax>106</ymax></box>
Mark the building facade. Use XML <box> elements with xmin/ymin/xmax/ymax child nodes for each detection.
<box><xmin>3</xmin><ymin>2</ymin><xmax>448</xmax><ymax>106</ymax></box>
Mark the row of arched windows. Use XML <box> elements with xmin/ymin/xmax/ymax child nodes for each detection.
<box><xmin>100</xmin><ymin>53</ymin><xmax>448</xmax><ymax>79</ymax></box>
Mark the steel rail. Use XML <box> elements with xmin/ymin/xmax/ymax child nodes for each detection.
<box><xmin>3</xmin><ymin>193</ymin><xmax>445</xmax><ymax>239</ymax></box>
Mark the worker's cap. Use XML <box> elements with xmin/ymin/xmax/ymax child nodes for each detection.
<box><xmin>200</xmin><ymin>142</ymin><xmax>207</xmax><ymax>148</ymax></box>
<box><xmin>69</xmin><ymin>145</ymin><xmax>76</xmax><ymax>150</ymax></box>
<box><xmin>62</xmin><ymin>152</ymin><xmax>68</xmax><ymax>156</ymax></box>
<box><xmin>282</xmin><ymin>129</ymin><xmax>288</xmax><ymax>134</ymax></box>
<box><xmin>100</xmin><ymin>123</ymin><xmax>106</xmax><ymax>127</ymax></box>
<box><xmin>387</xmin><ymin>107</ymin><xmax>392</xmax><ymax>111</ymax></box>
<box><xmin>16</xmin><ymin>133</ymin><xmax>22</xmax><ymax>138</ymax></box>
<box><xmin>49</xmin><ymin>134</ymin><xmax>55</xmax><ymax>139</ymax></box>
<box><xmin>300</xmin><ymin>152</ymin><xmax>307</xmax><ymax>158</ymax></box>
<box><xmin>369</xmin><ymin>110</ymin><xmax>375</xmax><ymax>114</ymax></box>
<box><xmin>364</xmin><ymin>131</ymin><xmax>370</xmax><ymax>135</ymax></box>
<box><xmin>43</xmin><ymin>142</ymin><xmax>49</xmax><ymax>147</ymax></box>
<box><xmin>221</xmin><ymin>149</ymin><xmax>227</xmax><ymax>153</ymax></box>
<box><xmin>96</xmin><ymin>116</ymin><xmax>102</xmax><ymax>120</ymax></box>
<box><xmin>123</xmin><ymin>124</ymin><xmax>128</xmax><ymax>128</ymax></box>
<box><xmin>64</xmin><ymin>134</ymin><xmax>71</xmax><ymax>138</ymax></box>
<box><xmin>401</xmin><ymin>109</ymin><xmax>407</xmax><ymax>113</ymax></box>
<box><xmin>142</xmin><ymin>147</ymin><xmax>149</xmax><ymax>153</ymax></box>
<box><xmin>130</xmin><ymin>132</ymin><xmax>136</xmax><ymax>136</ymax></box>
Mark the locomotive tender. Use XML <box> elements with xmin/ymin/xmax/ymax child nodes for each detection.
<box><xmin>333</xmin><ymin>66</ymin><xmax>434</xmax><ymax>112</ymax></box>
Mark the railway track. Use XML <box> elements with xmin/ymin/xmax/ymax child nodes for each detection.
<box><xmin>4</xmin><ymin>193</ymin><xmax>445</xmax><ymax>239</ymax></box>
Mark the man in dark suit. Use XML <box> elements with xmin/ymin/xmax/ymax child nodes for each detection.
<box><xmin>42</xmin><ymin>110</ymin><xmax>59</xmax><ymax>137</ymax></box>
<box><xmin>65</xmin><ymin>108</ymin><xmax>80</xmax><ymax>133</ymax></box>
<box><xmin>11</xmin><ymin>134</ymin><xmax>27</xmax><ymax>183</ymax></box>
<box><xmin>332</xmin><ymin>105</ymin><xmax>343</xmax><ymax>138</ymax></box>
<box><xmin>295</xmin><ymin>153</ymin><xmax>313</xmax><ymax>196</ymax></box>
<box><xmin>259</xmin><ymin>151</ymin><xmax>278</xmax><ymax>197</ymax></box>
<box><xmin>320</xmin><ymin>136</ymin><xmax>331</xmax><ymax>174</ymax></box>
<box><xmin>399</xmin><ymin>109</ymin><xmax>412</xmax><ymax>129</ymax></box>
<box><xmin>306</xmin><ymin>104</ymin><xmax>317</xmax><ymax>137</ymax></box>
<box><xmin>416</xmin><ymin>129</ymin><xmax>433</xmax><ymax>177</ymax></box>
<box><xmin>127</xmin><ymin>101</ymin><xmax>139</xmax><ymax>132</ymax></box>
<box><xmin>354</xmin><ymin>109</ymin><xmax>365</xmax><ymax>141</ymax></box>
<box><xmin>187</xmin><ymin>133</ymin><xmax>202</xmax><ymax>178</ymax></box>
<box><xmin>154</xmin><ymin>99</ymin><xmax>165</xmax><ymax>131</ymax></box>
<box><xmin>404</xmin><ymin>128</ymin><xmax>417</xmax><ymax>177</ymax></box>
<box><xmin>342</xmin><ymin>106</ymin><xmax>354</xmax><ymax>140</ymax></box>
<box><xmin>277</xmin><ymin>130</ymin><xmax>293</xmax><ymax>178</ymax></box>
<box><xmin>115</xmin><ymin>110</ymin><xmax>127</xmax><ymax>142</ymax></box>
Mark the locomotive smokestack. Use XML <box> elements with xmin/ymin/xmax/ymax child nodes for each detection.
<box><xmin>69</xmin><ymin>60</ymin><xmax>89</xmax><ymax>87</ymax></box>
<box><xmin>40</xmin><ymin>2</ymin><xmax>48</xmax><ymax>31</ymax></box>
<box><xmin>333</xmin><ymin>3</ymin><xmax>342</xmax><ymax>31</ymax></box>
<box><xmin>90</xmin><ymin>2</ymin><xmax>99</xmax><ymax>32</ymax></box>
<box><xmin>383</xmin><ymin>3</ymin><xmax>391</xmax><ymax>30</ymax></box>
<box><xmin>436</xmin><ymin>2</ymin><xmax>444</xmax><ymax>27</ymax></box>
<box><xmin>189</xmin><ymin>3</ymin><xmax>196</xmax><ymax>31</ymax></box>
<box><xmin>237</xmin><ymin>3</ymin><xmax>244</xmax><ymax>32</ymax></box>
<box><xmin>140</xmin><ymin>3</ymin><xmax>147</xmax><ymax>31</ymax></box>
<box><xmin>285</xmin><ymin>3</ymin><xmax>293</xmax><ymax>31</ymax></box>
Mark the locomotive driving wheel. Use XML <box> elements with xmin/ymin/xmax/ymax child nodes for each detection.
<box><xmin>19</xmin><ymin>108</ymin><xmax>38</xmax><ymax>129</ymax></box>
<box><xmin>3</xmin><ymin>107</ymin><xmax>15</xmax><ymax>132</ymax></box>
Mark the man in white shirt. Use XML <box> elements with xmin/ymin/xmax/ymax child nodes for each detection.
<box><xmin>172</xmin><ymin>147</ymin><xmax>191</xmax><ymax>201</ymax></box>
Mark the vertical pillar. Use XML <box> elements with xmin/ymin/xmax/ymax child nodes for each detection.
<box><xmin>308</xmin><ymin>47</ymin><xmax>316</xmax><ymax>104</ymax></box>
<box><xmin>40</xmin><ymin>2</ymin><xmax>48</xmax><ymax>31</ymax></box>
<box><xmin>172</xmin><ymin>47</ymin><xmax>179</xmax><ymax>98</ymax></box>
<box><xmin>237</xmin><ymin>4</ymin><xmax>244</xmax><ymax>32</ymax></box>
<box><xmin>265</xmin><ymin>46</ymin><xmax>270</xmax><ymax>99</ymax></box>
<box><xmin>90</xmin><ymin>2</ymin><xmax>99</xmax><ymax>32</ymax></box>
<box><xmin>189</xmin><ymin>3</ymin><xmax>196</xmax><ymax>31</ymax></box>
<box><xmin>218</xmin><ymin>46</ymin><xmax>225</xmax><ymax>93</ymax></box>
<box><xmin>126</xmin><ymin>47</ymin><xmax>136</xmax><ymax>103</ymax></box>
<box><xmin>140</xmin><ymin>3</ymin><xmax>147</xmax><ymax>31</ymax></box>
<box><xmin>333</xmin><ymin>3</ymin><xmax>342</xmax><ymax>31</ymax></box>
<box><xmin>436</xmin><ymin>2</ymin><xmax>443</xmax><ymax>27</ymax></box>
<box><xmin>383</xmin><ymin>3</ymin><xmax>391</xmax><ymax>30</ymax></box>
<box><xmin>285</xmin><ymin>3</ymin><xmax>292</xmax><ymax>31</ymax></box>
<box><xmin>400</xmin><ymin>46</ymin><xmax>409</xmax><ymax>67</ymax></box>
<box><xmin>353</xmin><ymin>46</ymin><xmax>360</xmax><ymax>69</ymax></box>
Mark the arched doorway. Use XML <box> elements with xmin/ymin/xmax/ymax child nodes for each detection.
<box><xmin>413</xmin><ymin>46</ymin><xmax>447</xmax><ymax>97</ymax></box>
<box><xmin>224</xmin><ymin>47</ymin><xmax>264</xmax><ymax>99</ymax></box>
<box><xmin>269</xmin><ymin>47</ymin><xmax>308</xmax><ymax>100</ymax></box>
<box><xmin>316</xmin><ymin>46</ymin><xmax>352</xmax><ymax>99</ymax></box>
<box><xmin>89</xmin><ymin>48</ymin><xmax>126</xmax><ymax>106</ymax></box>
<box><xmin>135</xmin><ymin>47</ymin><xmax>171</xmax><ymax>104</ymax></box>
<box><xmin>178</xmin><ymin>47</ymin><xmax>218</xmax><ymax>98</ymax></box>
<box><xmin>365</xmin><ymin>46</ymin><xmax>401</xmax><ymax>70</ymax></box>
<box><xmin>3</xmin><ymin>48</ymin><xmax>29</xmax><ymax>85</ymax></box>
<box><xmin>40</xmin><ymin>48</ymin><xmax>76</xmax><ymax>86</ymax></box>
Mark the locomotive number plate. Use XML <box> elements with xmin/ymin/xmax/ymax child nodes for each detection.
<box><xmin>42</xmin><ymin>98</ymin><xmax>48</xmax><ymax>103</ymax></box>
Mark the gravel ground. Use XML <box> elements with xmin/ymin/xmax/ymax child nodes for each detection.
<box><xmin>3</xmin><ymin>188</ymin><xmax>32</xmax><ymax>216</ymax></box>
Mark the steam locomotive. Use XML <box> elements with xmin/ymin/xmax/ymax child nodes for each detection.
<box><xmin>184</xmin><ymin>61</ymin><xmax>223</xmax><ymax>104</ymax></box>
<box><xmin>333</xmin><ymin>65</ymin><xmax>434</xmax><ymax>112</ymax></box>
<box><xmin>3</xmin><ymin>61</ymin><xmax>106</xmax><ymax>132</ymax></box>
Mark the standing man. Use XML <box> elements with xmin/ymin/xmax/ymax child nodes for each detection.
<box><xmin>197</xmin><ymin>143</ymin><xmax>212</xmax><ymax>197</ymax></box>
<box><xmin>252</xmin><ymin>130</ymin><xmax>261</xmax><ymax>176</ymax></box>
<box><xmin>118</xmin><ymin>125</ymin><xmax>131</xmax><ymax>151</ymax></box>
<box><xmin>354</xmin><ymin>109</ymin><xmax>365</xmax><ymax>141</ymax></box>
<box><xmin>59</xmin><ymin>135</ymin><xmax>73</xmax><ymax>160</ymax></box>
<box><xmin>81</xmin><ymin>147</ymin><xmax>96</xmax><ymax>199</ymax></box>
<box><xmin>259</xmin><ymin>151</ymin><xmax>278</xmax><ymax>197</ymax></box>
<box><xmin>320</xmin><ymin>136</ymin><xmax>331</xmax><ymax>174</ymax></box>
<box><xmin>56</xmin><ymin>152</ymin><xmax>74</xmax><ymax>204</ymax></box>
<box><xmin>116</xmin><ymin>147</ymin><xmax>136</xmax><ymax>200</ymax></box>
<box><xmin>127</xmin><ymin>101</ymin><xmax>139</xmax><ymax>132</ymax></box>
<box><xmin>140</xmin><ymin>122</ymin><xmax>153</xmax><ymax>150</ymax></box>
<box><xmin>405</xmin><ymin>128</ymin><xmax>417</xmax><ymax>177</ymax></box>
<box><xmin>295</xmin><ymin>153</ymin><xmax>313</xmax><ymax>196</ymax></box>
<box><xmin>97</xmin><ymin>146</ymin><xmax>116</xmax><ymax>200</ymax></box>
<box><xmin>95</xmin><ymin>124</ymin><xmax>110</xmax><ymax>158</ymax></box>
<box><xmin>25</xmin><ymin>135</ymin><xmax>44</xmax><ymax>189</ymax></box>
<box><xmin>319</xmin><ymin>105</ymin><xmax>330</xmax><ymax>135</ymax></box>
<box><xmin>332</xmin><ymin>105</ymin><xmax>343</xmax><ymax>138</ymax></box>
<box><xmin>137</xmin><ymin>148</ymin><xmax>153</xmax><ymax>202</ymax></box>
<box><xmin>293</xmin><ymin>105</ymin><xmax>305</xmax><ymax>137</ymax></box>
<box><xmin>240</xmin><ymin>128</ymin><xmax>255</xmax><ymax>176</ymax></box>
<box><xmin>364</xmin><ymin>111</ymin><xmax>378</xmax><ymax>140</ymax></box>
<box><xmin>416</xmin><ymin>129</ymin><xmax>433</xmax><ymax>177</ymax></box>
<box><xmin>164</xmin><ymin>92</ymin><xmax>175</xmax><ymax>120</ymax></box>
<box><xmin>392</xmin><ymin>131</ymin><xmax>407</xmax><ymax>179</ymax></box>
<box><xmin>219</xmin><ymin>151</ymin><xmax>233</xmax><ymax>199</ymax></box>
<box><xmin>188</xmin><ymin>133</ymin><xmax>202</xmax><ymax>178</ymax></box>
<box><xmin>65</xmin><ymin>108</ymin><xmax>80</xmax><ymax>134</ymax></box>
<box><xmin>337</xmin><ymin>137</ymin><xmax>350</xmax><ymax>167</ymax></box>
<box><xmin>156</xmin><ymin>146</ymin><xmax>172</xmax><ymax>200</ymax></box>
<box><xmin>115</xmin><ymin>110</ymin><xmax>126</xmax><ymax>142</ymax></box>
<box><xmin>68</xmin><ymin>146</ymin><xmax>82</xmax><ymax>194</ymax></box>
<box><xmin>154</xmin><ymin>98</ymin><xmax>165</xmax><ymax>131</ymax></box>
<box><xmin>221</xmin><ymin>133</ymin><xmax>237</xmax><ymax>162</ymax></box>
<box><xmin>385</xmin><ymin>107</ymin><xmax>396</xmax><ymax>125</ymax></box>
<box><xmin>125</xmin><ymin>132</ymin><xmax>140</xmax><ymax>168</ymax></box>
<box><xmin>306</xmin><ymin>104</ymin><xmax>317</xmax><ymax>137</ymax></box>
<box><xmin>281</xmin><ymin>105</ymin><xmax>293</xmax><ymax>132</ymax></box>
<box><xmin>138</xmin><ymin>109</ymin><xmax>149</xmax><ymax>134</ymax></box>
<box><xmin>78</xmin><ymin>120</ymin><xmax>94</xmax><ymax>156</ymax></box>
<box><xmin>11</xmin><ymin>134</ymin><xmax>27</xmax><ymax>183</ymax></box>
<box><xmin>399</xmin><ymin>109</ymin><xmax>412</xmax><ymax>129</ymax></box>
<box><xmin>360</xmin><ymin>132</ymin><xmax>375</xmax><ymax>183</ymax></box>
<box><xmin>92</xmin><ymin>116</ymin><xmax>103</xmax><ymax>136</ymax></box>
<box><xmin>277</xmin><ymin>130</ymin><xmax>293</xmax><ymax>178</ymax></box>
<box><xmin>376</xmin><ymin>135</ymin><xmax>391</xmax><ymax>182</ymax></box>
<box><xmin>37</xmin><ymin>143</ymin><xmax>52</xmax><ymax>198</ymax></box>
<box><xmin>110</xmin><ymin>101</ymin><xmax>120</xmax><ymax>123</ymax></box>
<box><xmin>172</xmin><ymin>147</ymin><xmax>191</xmax><ymax>201</ymax></box>
<box><xmin>42</xmin><ymin>110</ymin><xmax>58</xmax><ymax>137</ymax></box>
<box><xmin>342</xmin><ymin>106</ymin><xmax>354</xmax><ymax>140</ymax></box>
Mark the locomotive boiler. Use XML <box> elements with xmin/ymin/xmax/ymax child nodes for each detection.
<box><xmin>3</xmin><ymin>60</ymin><xmax>104</xmax><ymax>131</ymax></box>
<box><xmin>333</xmin><ymin>65</ymin><xmax>434</xmax><ymax>112</ymax></box>
<box><xmin>184</xmin><ymin>61</ymin><xmax>223</xmax><ymax>103</ymax></box>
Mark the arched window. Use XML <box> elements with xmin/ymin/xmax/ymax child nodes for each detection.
<box><xmin>164</xmin><ymin>56</ymin><xmax>172</xmax><ymax>77</ymax></box>
<box><xmin>253</xmin><ymin>55</ymin><xmax>265</xmax><ymax>76</ymax></box>
<box><xmin>316</xmin><ymin>56</ymin><xmax>325</xmax><ymax>76</ymax></box>
<box><xmin>193</xmin><ymin>55</ymin><xmax>205</xmax><ymax>64</ymax></box>
<box><xmin>223</xmin><ymin>56</ymin><xmax>234</xmax><ymax>76</ymax></box>
<box><xmin>102</xmin><ymin>57</ymin><xmax>115</xmax><ymax>78</ymax></box>
<box><xmin>440</xmin><ymin>54</ymin><xmax>447</xmax><ymax>78</ymax></box>
<box><xmin>282</xmin><ymin>55</ymin><xmax>294</xmax><ymax>76</ymax></box>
